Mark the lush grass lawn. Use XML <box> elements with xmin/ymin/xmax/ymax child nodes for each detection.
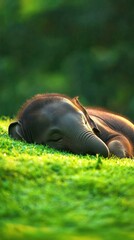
<box><xmin>0</xmin><ymin>117</ymin><xmax>134</xmax><ymax>240</ymax></box>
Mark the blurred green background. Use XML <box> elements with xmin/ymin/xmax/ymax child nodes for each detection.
<box><xmin>0</xmin><ymin>0</ymin><xmax>134</xmax><ymax>119</ymax></box>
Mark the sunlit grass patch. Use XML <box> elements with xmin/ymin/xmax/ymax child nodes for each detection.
<box><xmin>0</xmin><ymin>118</ymin><xmax>134</xmax><ymax>240</ymax></box>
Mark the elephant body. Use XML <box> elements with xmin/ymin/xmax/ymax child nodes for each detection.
<box><xmin>8</xmin><ymin>93</ymin><xmax>134</xmax><ymax>158</ymax></box>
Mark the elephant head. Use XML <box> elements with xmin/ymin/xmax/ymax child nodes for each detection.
<box><xmin>8</xmin><ymin>94</ymin><xmax>109</xmax><ymax>157</ymax></box>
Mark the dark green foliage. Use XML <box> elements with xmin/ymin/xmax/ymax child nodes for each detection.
<box><xmin>0</xmin><ymin>0</ymin><xmax>134</xmax><ymax>119</ymax></box>
<box><xmin>0</xmin><ymin>118</ymin><xmax>134</xmax><ymax>239</ymax></box>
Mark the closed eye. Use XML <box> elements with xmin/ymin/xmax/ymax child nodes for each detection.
<box><xmin>49</xmin><ymin>137</ymin><xmax>62</xmax><ymax>142</ymax></box>
<box><xmin>47</xmin><ymin>131</ymin><xmax>63</xmax><ymax>142</ymax></box>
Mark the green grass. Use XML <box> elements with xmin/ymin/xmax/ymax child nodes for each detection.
<box><xmin>0</xmin><ymin>117</ymin><xmax>134</xmax><ymax>240</ymax></box>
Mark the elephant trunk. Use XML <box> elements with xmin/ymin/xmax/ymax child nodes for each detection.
<box><xmin>71</xmin><ymin>130</ymin><xmax>109</xmax><ymax>157</ymax></box>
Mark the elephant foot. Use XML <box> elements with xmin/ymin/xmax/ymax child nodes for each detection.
<box><xmin>107</xmin><ymin>134</ymin><xmax>133</xmax><ymax>158</ymax></box>
<box><xmin>108</xmin><ymin>140</ymin><xmax>126</xmax><ymax>158</ymax></box>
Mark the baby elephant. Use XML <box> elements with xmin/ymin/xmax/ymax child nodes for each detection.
<box><xmin>8</xmin><ymin>93</ymin><xmax>134</xmax><ymax>158</ymax></box>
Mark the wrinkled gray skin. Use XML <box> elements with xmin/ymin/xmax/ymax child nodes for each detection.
<box><xmin>8</xmin><ymin>94</ymin><xmax>134</xmax><ymax>158</ymax></box>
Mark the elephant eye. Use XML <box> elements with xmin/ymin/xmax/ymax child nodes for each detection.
<box><xmin>48</xmin><ymin>132</ymin><xmax>62</xmax><ymax>142</ymax></box>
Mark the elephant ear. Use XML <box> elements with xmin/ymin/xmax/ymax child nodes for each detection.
<box><xmin>8</xmin><ymin>121</ymin><xmax>24</xmax><ymax>140</ymax></box>
<box><xmin>72</xmin><ymin>96</ymin><xmax>100</xmax><ymax>136</ymax></box>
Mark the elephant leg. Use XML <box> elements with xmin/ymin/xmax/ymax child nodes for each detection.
<box><xmin>107</xmin><ymin>136</ymin><xmax>133</xmax><ymax>158</ymax></box>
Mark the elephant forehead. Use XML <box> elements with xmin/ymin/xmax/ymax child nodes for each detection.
<box><xmin>41</xmin><ymin>99</ymin><xmax>81</xmax><ymax>116</ymax></box>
